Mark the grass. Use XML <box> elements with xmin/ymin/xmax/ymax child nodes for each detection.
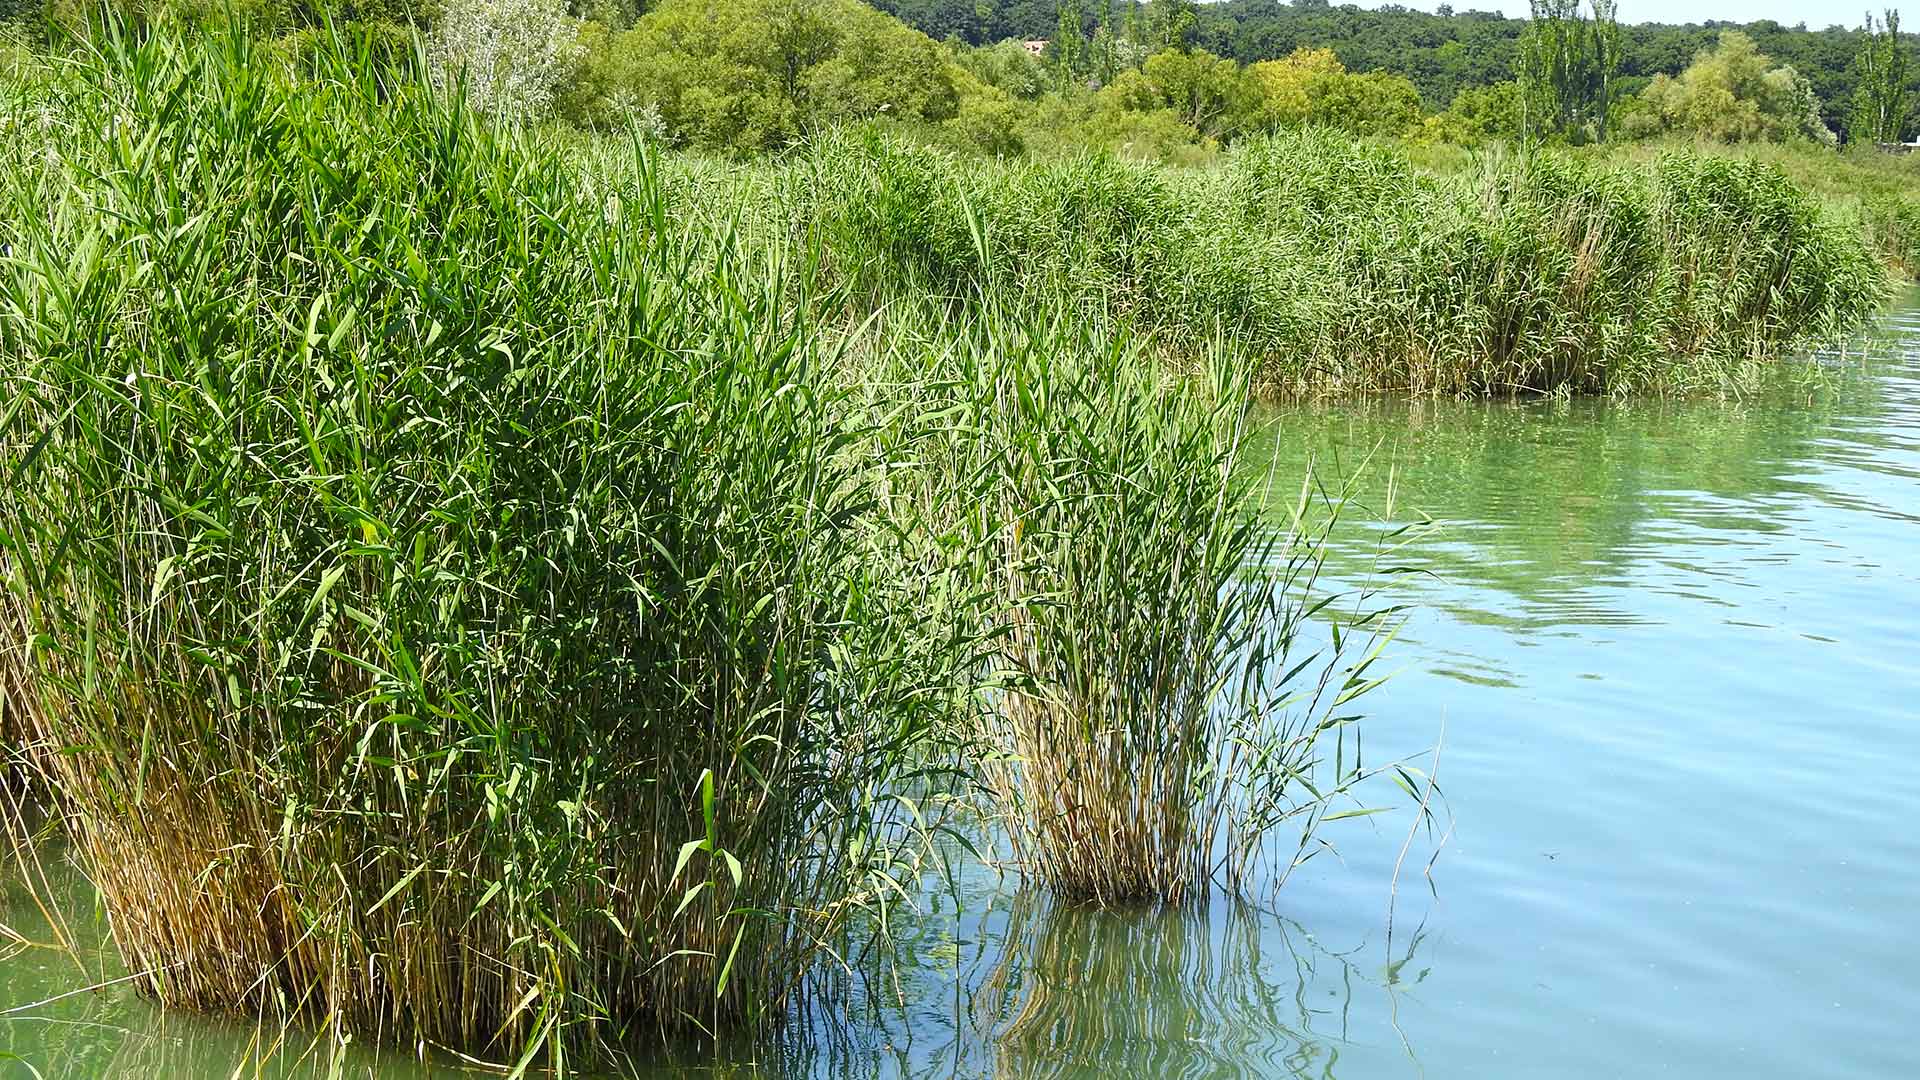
<box><xmin>0</xmin><ymin>24</ymin><xmax>971</xmax><ymax>1066</ymax></box>
<box><xmin>0</xmin><ymin>20</ymin><xmax>1384</xmax><ymax>1071</ymax></box>
<box><xmin>1582</xmin><ymin>136</ymin><xmax>1920</xmax><ymax>276</ymax></box>
<box><xmin>943</xmin><ymin>315</ymin><xmax>1388</xmax><ymax>903</ymax></box>
<box><xmin>0</xmin><ymin>13</ymin><xmax>1899</xmax><ymax>1075</ymax></box>
<box><xmin>799</xmin><ymin>129</ymin><xmax>1887</xmax><ymax>398</ymax></box>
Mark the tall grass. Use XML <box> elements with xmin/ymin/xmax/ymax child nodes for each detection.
<box><xmin>975</xmin><ymin>343</ymin><xmax>1381</xmax><ymax>902</ymax></box>
<box><xmin>832</xmin><ymin>286</ymin><xmax>1391</xmax><ymax>904</ymax></box>
<box><xmin>1591</xmin><ymin>138</ymin><xmax>1920</xmax><ymax>278</ymax></box>
<box><xmin>0</xmin><ymin>19</ymin><xmax>1876</xmax><ymax>1074</ymax></box>
<box><xmin>802</xmin><ymin>129</ymin><xmax>1888</xmax><ymax>397</ymax></box>
<box><xmin>0</xmin><ymin>26</ymin><xmax>969</xmax><ymax>1065</ymax></box>
<box><xmin>0</xmin><ymin>20</ymin><xmax>1399</xmax><ymax>1070</ymax></box>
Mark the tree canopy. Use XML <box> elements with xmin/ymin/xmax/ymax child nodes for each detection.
<box><xmin>1618</xmin><ymin>31</ymin><xmax>1833</xmax><ymax>145</ymax></box>
<box><xmin>569</xmin><ymin>0</ymin><xmax>964</xmax><ymax>150</ymax></box>
<box><xmin>872</xmin><ymin>0</ymin><xmax>1905</xmax><ymax>134</ymax></box>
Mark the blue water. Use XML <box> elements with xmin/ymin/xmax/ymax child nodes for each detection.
<box><xmin>5</xmin><ymin>309</ymin><xmax>1920</xmax><ymax>1078</ymax></box>
<box><xmin>830</xmin><ymin>305</ymin><xmax>1920</xmax><ymax>1078</ymax></box>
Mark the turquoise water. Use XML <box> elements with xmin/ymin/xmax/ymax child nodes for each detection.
<box><xmin>5</xmin><ymin>308</ymin><xmax>1920</xmax><ymax>1077</ymax></box>
<box><xmin>823</xmin><ymin>309</ymin><xmax>1920</xmax><ymax>1078</ymax></box>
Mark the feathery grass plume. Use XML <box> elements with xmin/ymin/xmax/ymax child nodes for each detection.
<box><xmin>0</xmin><ymin>24</ymin><xmax>969</xmax><ymax>1067</ymax></box>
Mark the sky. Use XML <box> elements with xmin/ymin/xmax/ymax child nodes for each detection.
<box><xmin>1347</xmin><ymin>1</ymin><xmax>1919</xmax><ymax>29</ymax></box>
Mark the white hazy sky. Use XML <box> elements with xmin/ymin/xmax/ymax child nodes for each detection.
<box><xmin>1349</xmin><ymin>1</ymin><xmax>1918</xmax><ymax>29</ymax></box>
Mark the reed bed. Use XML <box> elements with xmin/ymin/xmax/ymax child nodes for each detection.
<box><xmin>802</xmin><ymin>129</ymin><xmax>1888</xmax><ymax>397</ymax></box>
<box><xmin>8</xmin><ymin>11</ymin><xmax>1877</xmax><ymax>1070</ymax></box>
<box><xmin>0</xmin><ymin>21</ymin><xmax>1388</xmax><ymax>1070</ymax></box>
<box><xmin>0</xmin><ymin>26</ymin><xmax>973</xmax><ymax>1066</ymax></box>
<box><xmin>1859</xmin><ymin>192</ymin><xmax>1920</xmax><ymax>274</ymax></box>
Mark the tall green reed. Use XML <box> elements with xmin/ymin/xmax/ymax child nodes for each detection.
<box><xmin>839</xmin><ymin>271</ymin><xmax>1390</xmax><ymax>903</ymax></box>
<box><xmin>0</xmin><ymin>24</ymin><xmax>969</xmax><ymax>1066</ymax></box>
<box><xmin>800</xmin><ymin>129</ymin><xmax>1888</xmax><ymax>398</ymax></box>
<box><xmin>0</xmin><ymin>21</ymin><xmax>1424</xmax><ymax>1066</ymax></box>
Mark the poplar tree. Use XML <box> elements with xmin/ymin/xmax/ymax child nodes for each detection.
<box><xmin>1055</xmin><ymin>0</ymin><xmax>1084</xmax><ymax>82</ymax></box>
<box><xmin>1851</xmin><ymin>10</ymin><xmax>1912</xmax><ymax>145</ymax></box>
<box><xmin>1091</xmin><ymin>0</ymin><xmax>1119</xmax><ymax>84</ymax></box>
<box><xmin>1149</xmin><ymin>0</ymin><xmax>1196</xmax><ymax>54</ymax></box>
<box><xmin>1517</xmin><ymin>0</ymin><xmax>1622</xmax><ymax>144</ymax></box>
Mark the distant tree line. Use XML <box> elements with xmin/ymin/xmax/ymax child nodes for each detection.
<box><xmin>2</xmin><ymin>0</ymin><xmax>1914</xmax><ymax>155</ymax></box>
<box><xmin>874</xmin><ymin>0</ymin><xmax>1907</xmax><ymax>135</ymax></box>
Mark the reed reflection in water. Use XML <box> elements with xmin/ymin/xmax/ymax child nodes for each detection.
<box><xmin>951</xmin><ymin>890</ymin><xmax>1427</xmax><ymax>1080</ymax></box>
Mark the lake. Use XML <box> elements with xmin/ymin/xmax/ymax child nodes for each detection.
<box><xmin>5</xmin><ymin>305</ymin><xmax>1919</xmax><ymax>1078</ymax></box>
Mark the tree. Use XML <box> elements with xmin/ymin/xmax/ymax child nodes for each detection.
<box><xmin>1103</xmin><ymin>46</ymin><xmax>1256</xmax><ymax>140</ymax></box>
<box><xmin>1622</xmin><ymin>31</ymin><xmax>1834</xmax><ymax>145</ymax></box>
<box><xmin>428</xmin><ymin>0</ymin><xmax>581</xmax><ymax>118</ymax></box>
<box><xmin>952</xmin><ymin>38</ymin><xmax>1050</xmax><ymax>99</ymax></box>
<box><xmin>1850</xmin><ymin>10</ymin><xmax>1911</xmax><ymax>144</ymax></box>
<box><xmin>877</xmin><ymin>0</ymin><xmax>1879</xmax><ymax>130</ymax></box>
<box><xmin>1447</xmin><ymin>79</ymin><xmax>1526</xmax><ymax>139</ymax></box>
<box><xmin>1516</xmin><ymin>0</ymin><xmax>1621</xmax><ymax>143</ymax></box>
<box><xmin>1148</xmin><ymin>0</ymin><xmax>1195</xmax><ymax>54</ymax></box>
<box><xmin>1090</xmin><ymin>0</ymin><xmax>1118</xmax><ymax>84</ymax></box>
<box><xmin>1247</xmin><ymin>47</ymin><xmax>1421</xmax><ymax>136</ymax></box>
<box><xmin>586</xmin><ymin>0</ymin><xmax>961</xmax><ymax>150</ymax></box>
<box><xmin>1054</xmin><ymin>0</ymin><xmax>1083</xmax><ymax>81</ymax></box>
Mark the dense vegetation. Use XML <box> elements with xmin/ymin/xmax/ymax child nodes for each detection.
<box><xmin>882</xmin><ymin>0</ymin><xmax>1906</xmax><ymax>135</ymax></box>
<box><xmin>9</xmin><ymin>0</ymin><xmax>1920</xmax><ymax>158</ymax></box>
<box><xmin>0</xmin><ymin>0</ymin><xmax>1912</xmax><ymax>1074</ymax></box>
<box><xmin>802</xmin><ymin>132</ymin><xmax>1882</xmax><ymax>394</ymax></box>
<box><xmin>0</xmin><ymin>21</ymin><xmax>1392</xmax><ymax>1072</ymax></box>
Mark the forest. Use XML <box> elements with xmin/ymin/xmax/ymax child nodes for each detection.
<box><xmin>1</xmin><ymin>0</ymin><xmax>1914</xmax><ymax>154</ymax></box>
<box><xmin>881</xmin><ymin>0</ymin><xmax>1885</xmax><ymax>131</ymax></box>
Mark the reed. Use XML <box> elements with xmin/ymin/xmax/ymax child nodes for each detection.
<box><xmin>1859</xmin><ymin>191</ymin><xmax>1920</xmax><ymax>274</ymax></box>
<box><xmin>0</xmin><ymin>14</ymin><xmax>1622</xmax><ymax>1065</ymax></box>
<box><xmin>0</xmin><ymin>25</ymin><xmax>969</xmax><ymax>1066</ymax></box>
<box><xmin>801</xmin><ymin>129</ymin><xmax>1888</xmax><ymax>397</ymax></box>
<box><xmin>853</xmin><ymin>290</ymin><xmax>1390</xmax><ymax>904</ymax></box>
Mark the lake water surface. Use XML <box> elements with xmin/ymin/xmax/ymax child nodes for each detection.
<box><xmin>6</xmin><ymin>308</ymin><xmax>1919</xmax><ymax>1078</ymax></box>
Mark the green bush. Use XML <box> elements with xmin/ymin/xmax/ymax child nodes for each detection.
<box><xmin>577</xmin><ymin>0</ymin><xmax>960</xmax><ymax>151</ymax></box>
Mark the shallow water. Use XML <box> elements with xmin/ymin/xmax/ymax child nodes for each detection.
<box><xmin>6</xmin><ymin>308</ymin><xmax>1920</xmax><ymax>1078</ymax></box>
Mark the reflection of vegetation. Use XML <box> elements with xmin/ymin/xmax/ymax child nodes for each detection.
<box><xmin>971</xmin><ymin>891</ymin><xmax>1426</xmax><ymax>1080</ymax></box>
<box><xmin>1247</xmin><ymin>338</ymin><xmax>1905</xmax><ymax>638</ymax></box>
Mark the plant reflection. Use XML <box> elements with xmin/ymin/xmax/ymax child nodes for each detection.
<box><xmin>951</xmin><ymin>890</ymin><xmax>1426</xmax><ymax>1080</ymax></box>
